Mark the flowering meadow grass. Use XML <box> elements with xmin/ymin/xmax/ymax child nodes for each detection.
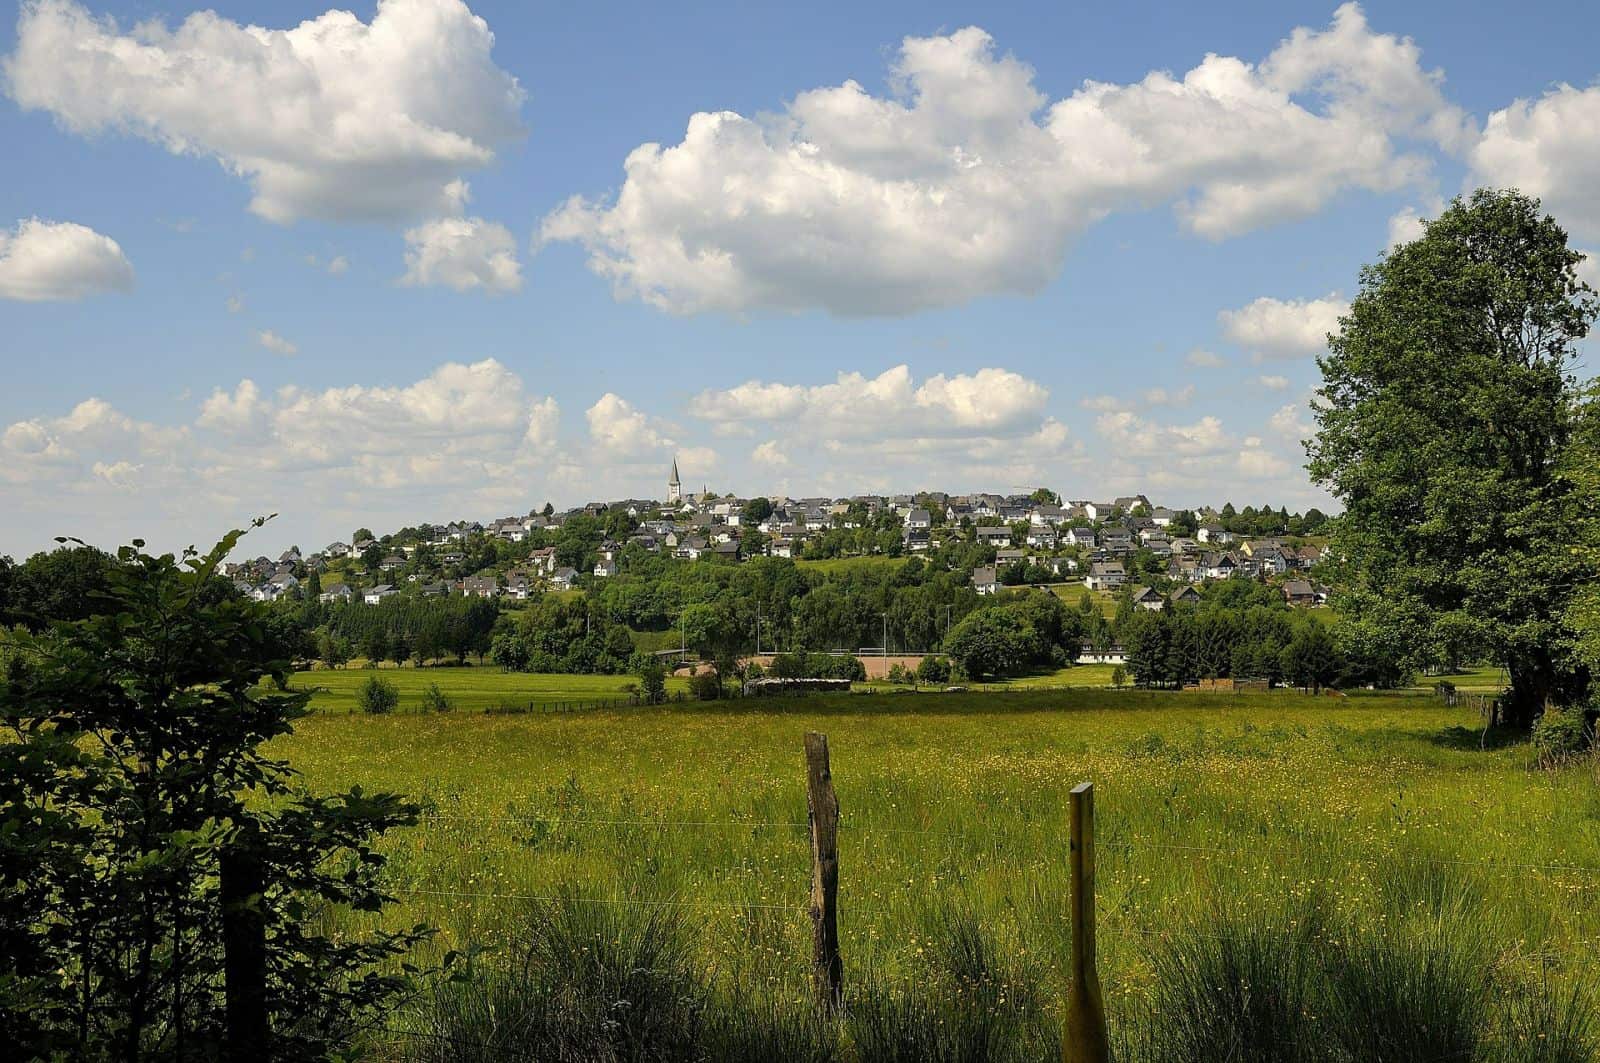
<box><xmin>272</xmin><ymin>688</ymin><xmax>1600</xmax><ymax>1059</ymax></box>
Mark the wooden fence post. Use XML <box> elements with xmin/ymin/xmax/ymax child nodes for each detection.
<box><xmin>804</xmin><ymin>731</ymin><xmax>843</xmax><ymax>1011</ymax></box>
<box><xmin>1064</xmin><ymin>781</ymin><xmax>1109</xmax><ymax>1063</ymax></box>
<box><xmin>221</xmin><ymin>838</ymin><xmax>269</xmax><ymax>1063</ymax></box>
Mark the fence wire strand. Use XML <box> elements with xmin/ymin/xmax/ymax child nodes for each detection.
<box><xmin>392</xmin><ymin>886</ymin><xmax>807</xmax><ymax>913</ymax></box>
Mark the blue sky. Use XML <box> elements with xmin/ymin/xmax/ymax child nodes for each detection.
<box><xmin>2</xmin><ymin>0</ymin><xmax>1598</xmax><ymax>556</ymax></box>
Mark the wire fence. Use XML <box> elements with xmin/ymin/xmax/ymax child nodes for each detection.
<box><xmin>332</xmin><ymin>700</ymin><xmax>1600</xmax><ymax>1063</ymax></box>
<box><xmin>400</xmin><ymin>809</ymin><xmax>1600</xmax><ymax>880</ymax></box>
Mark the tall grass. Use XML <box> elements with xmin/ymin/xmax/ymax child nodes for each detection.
<box><xmin>1131</xmin><ymin>906</ymin><xmax>1324</xmax><ymax>1062</ymax></box>
<box><xmin>1124</xmin><ymin>884</ymin><xmax>1596</xmax><ymax>1063</ymax></box>
<box><xmin>394</xmin><ymin>889</ymin><xmax>1596</xmax><ymax>1062</ymax></box>
<box><xmin>271</xmin><ymin>692</ymin><xmax>1600</xmax><ymax>1061</ymax></box>
<box><xmin>397</xmin><ymin>893</ymin><xmax>1064</xmax><ymax>1062</ymax></box>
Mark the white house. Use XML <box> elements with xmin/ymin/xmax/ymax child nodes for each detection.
<box><xmin>1086</xmin><ymin>561</ymin><xmax>1126</xmax><ymax>591</ymax></box>
<box><xmin>1077</xmin><ymin>641</ymin><xmax>1127</xmax><ymax>666</ymax></box>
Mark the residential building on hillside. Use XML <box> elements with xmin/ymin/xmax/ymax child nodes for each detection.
<box><xmin>972</xmin><ymin>566</ymin><xmax>998</xmax><ymax>595</ymax></box>
<box><xmin>1087</xmin><ymin>561</ymin><xmax>1126</xmax><ymax>591</ymax></box>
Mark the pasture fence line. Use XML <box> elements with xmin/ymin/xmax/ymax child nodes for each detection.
<box><xmin>388</xmin><ymin>731</ymin><xmax>1111</xmax><ymax>1062</ymax></box>
<box><xmin>481</xmin><ymin>693</ymin><xmax>680</xmax><ymax>716</ymax></box>
<box><xmin>362</xmin><ymin>731</ymin><xmax>1597</xmax><ymax>1062</ymax></box>
<box><xmin>1432</xmin><ymin>679</ymin><xmax>1498</xmax><ymax>718</ymax></box>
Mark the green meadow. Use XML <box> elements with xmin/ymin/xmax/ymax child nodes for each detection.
<box><xmin>285</xmin><ymin>665</ymin><xmax>689</xmax><ymax>713</ymax></box>
<box><xmin>271</xmin><ymin>685</ymin><xmax>1600</xmax><ymax>1059</ymax></box>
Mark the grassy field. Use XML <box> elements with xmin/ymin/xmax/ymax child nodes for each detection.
<box><xmin>974</xmin><ymin>662</ymin><xmax>1121</xmax><ymax>687</ymax></box>
<box><xmin>796</xmin><ymin>555</ymin><xmax>911</xmax><ymax>576</ymax></box>
<box><xmin>1419</xmin><ymin>664</ymin><xmax>1508</xmax><ymax>692</ymax></box>
<box><xmin>1041</xmin><ymin>580</ymin><xmax>1118</xmax><ymax>616</ymax></box>
<box><xmin>284</xmin><ymin>665</ymin><xmax>689</xmax><ymax>713</ymax></box>
<box><xmin>272</xmin><ymin>686</ymin><xmax>1600</xmax><ymax>1059</ymax></box>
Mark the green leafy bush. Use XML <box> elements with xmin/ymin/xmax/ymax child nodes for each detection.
<box><xmin>915</xmin><ymin>655</ymin><xmax>950</xmax><ymax>684</ymax></box>
<box><xmin>359</xmin><ymin>675</ymin><xmax>400</xmax><ymax>714</ymax></box>
<box><xmin>421</xmin><ymin>681</ymin><xmax>452</xmax><ymax>713</ymax></box>
<box><xmin>1532</xmin><ymin>704</ymin><xmax>1589</xmax><ymax>768</ymax></box>
<box><xmin>689</xmin><ymin>671</ymin><xmax>722</xmax><ymax>700</ymax></box>
<box><xmin>637</xmin><ymin>658</ymin><xmax>667</xmax><ymax>703</ymax></box>
<box><xmin>0</xmin><ymin>527</ymin><xmax>432</xmax><ymax>1059</ymax></box>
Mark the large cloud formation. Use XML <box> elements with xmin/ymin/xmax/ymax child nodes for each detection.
<box><xmin>1470</xmin><ymin>83</ymin><xmax>1600</xmax><ymax>243</ymax></box>
<box><xmin>686</xmin><ymin>365</ymin><xmax>1077</xmax><ymax>493</ymax></box>
<box><xmin>4</xmin><ymin>0</ymin><xmax>525</xmax><ymax>224</ymax></box>
<box><xmin>692</xmin><ymin>365</ymin><xmax>1049</xmax><ymax>438</ymax></box>
<box><xmin>3</xmin><ymin>359</ymin><xmax>568</xmax><ymax>552</ymax></box>
<box><xmin>543</xmin><ymin>3</ymin><xmax>1465</xmax><ymax>315</ymax></box>
<box><xmin>0</xmin><ymin>217</ymin><xmax>134</xmax><ymax>300</ymax></box>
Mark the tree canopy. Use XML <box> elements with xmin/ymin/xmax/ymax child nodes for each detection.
<box><xmin>1307</xmin><ymin>189</ymin><xmax>1598</xmax><ymax>725</ymax></box>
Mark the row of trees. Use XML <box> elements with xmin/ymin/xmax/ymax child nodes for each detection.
<box><xmin>1121</xmin><ymin>609</ymin><xmax>1345</xmax><ymax>691</ymax></box>
<box><xmin>490</xmin><ymin>596</ymin><xmax>637</xmax><ymax>675</ymax></box>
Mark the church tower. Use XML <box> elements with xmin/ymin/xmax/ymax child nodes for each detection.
<box><xmin>667</xmin><ymin>456</ymin><xmax>682</xmax><ymax>503</ymax></box>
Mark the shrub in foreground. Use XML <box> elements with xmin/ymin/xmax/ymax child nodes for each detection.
<box><xmin>0</xmin><ymin>527</ymin><xmax>431</xmax><ymax>1059</ymax></box>
<box><xmin>1532</xmin><ymin>704</ymin><xmax>1590</xmax><ymax>768</ymax></box>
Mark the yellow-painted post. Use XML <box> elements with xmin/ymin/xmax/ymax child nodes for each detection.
<box><xmin>1064</xmin><ymin>781</ymin><xmax>1110</xmax><ymax>1063</ymax></box>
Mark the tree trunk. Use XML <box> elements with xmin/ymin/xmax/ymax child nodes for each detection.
<box><xmin>1505</xmin><ymin>657</ymin><xmax>1552</xmax><ymax>730</ymax></box>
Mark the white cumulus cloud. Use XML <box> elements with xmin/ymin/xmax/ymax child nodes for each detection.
<box><xmin>256</xmin><ymin>330</ymin><xmax>298</xmax><ymax>356</ymax></box>
<box><xmin>1577</xmin><ymin>251</ymin><xmax>1600</xmax><ymax>292</ymax></box>
<box><xmin>4</xmin><ymin>0</ymin><xmax>525</xmax><ymax>224</ymax></box>
<box><xmin>401</xmin><ymin>216</ymin><xmax>522</xmax><ymax>293</ymax></box>
<box><xmin>1143</xmin><ymin>385</ymin><xmax>1194</xmax><ymax>408</ymax></box>
<box><xmin>543</xmin><ymin>4</ymin><xmax>1463</xmax><ymax>315</ymax></box>
<box><xmin>2</xmin><ymin>359</ymin><xmax>566</xmax><ymax>549</ymax></box>
<box><xmin>1471</xmin><ymin>84</ymin><xmax>1600</xmax><ymax>242</ymax></box>
<box><xmin>586</xmin><ymin>393</ymin><xmax>673</xmax><ymax>458</ymax></box>
<box><xmin>1258</xmin><ymin>374</ymin><xmax>1291</xmax><ymax>391</ymax></box>
<box><xmin>1096</xmin><ymin>410</ymin><xmax>1231</xmax><ymax>458</ymax></box>
<box><xmin>1219</xmin><ymin>294</ymin><xmax>1348</xmax><ymax>360</ymax></box>
<box><xmin>1236</xmin><ymin>441</ymin><xmax>1292</xmax><ymax>479</ymax></box>
<box><xmin>2</xmin><ymin>397</ymin><xmax>185</xmax><ymax>486</ymax></box>
<box><xmin>0</xmin><ymin>217</ymin><xmax>133</xmax><ymax>301</ymax></box>
<box><xmin>1269</xmin><ymin>402</ymin><xmax>1315</xmax><ymax>439</ymax></box>
<box><xmin>693</xmin><ymin>365</ymin><xmax>1048</xmax><ymax>438</ymax></box>
<box><xmin>198</xmin><ymin>379</ymin><xmax>265</xmax><ymax>434</ymax></box>
<box><xmin>751</xmin><ymin>440</ymin><xmax>790</xmax><ymax>467</ymax></box>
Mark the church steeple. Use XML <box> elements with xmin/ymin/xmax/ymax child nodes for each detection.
<box><xmin>667</xmin><ymin>456</ymin><xmax>682</xmax><ymax>503</ymax></box>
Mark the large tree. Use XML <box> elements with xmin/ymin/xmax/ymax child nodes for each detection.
<box><xmin>1308</xmin><ymin>189</ymin><xmax>1598</xmax><ymax>726</ymax></box>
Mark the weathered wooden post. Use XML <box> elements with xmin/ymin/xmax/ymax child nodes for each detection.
<box><xmin>221</xmin><ymin>837</ymin><xmax>269</xmax><ymax>1062</ymax></box>
<box><xmin>804</xmin><ymin>731</ymin><xmax>842</xmax><ymax>1011</ymax></box>
<box><xmin>1064</xmin><ymin>781</ymin><xmax>1109</xmax><ymax>1063</ymax></box>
